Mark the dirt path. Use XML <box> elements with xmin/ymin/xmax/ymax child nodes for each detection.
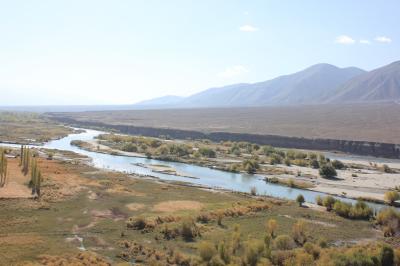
<box><xmin>0</xmin><ymin>159</ymin><xmax>32</xmax><ymax>198</ymax></box>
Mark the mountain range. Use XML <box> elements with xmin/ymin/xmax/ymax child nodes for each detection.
<box><xmin>135</xmin><ymin>60</ymin><xmax>400</xmax><ymax>108</ymax></box>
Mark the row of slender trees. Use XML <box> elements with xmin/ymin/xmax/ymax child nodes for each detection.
<box><xmin>20</xmin><ymin>146</ymin><xmax>42</xmax><ymax>198</ymax></box>
<box><xmin>0</xmin><ymin>149</ymin><xmax>7</xmax><ymax>187</ymax></box>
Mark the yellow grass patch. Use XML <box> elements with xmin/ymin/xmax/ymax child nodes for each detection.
<box><xmin>126</xmin><ymin>203</ymin><xmax>146</xmax><ymax>211</ymax></box>
<box><xmin>0</xmin><ymin>233</ymin><xmax>43</xmax><ymax>246</ymax></box>
<box><xmin>152</xmin><ymin>200</ymin><xmax>203</xmax><ymax>212</ymax></box>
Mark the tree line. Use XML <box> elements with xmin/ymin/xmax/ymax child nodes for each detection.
<box><xmin>20</xmin><ymin>146</ymin><xmax>42</xmax><ymax>198</ymax></box>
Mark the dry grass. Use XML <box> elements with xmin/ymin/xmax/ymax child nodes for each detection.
<box><xmin>152</xmin><ymin>200</ymin><xmax>204</xmax><ymax>212</ymax></box>
<box><xmin>126</xmin><ymin>203</ymin><xmax>146</xmax><ymax>211</ymax></box>
<box><xmin>49</xmin><ymin>102</ymin><xmax>400</xmax><ymax>143</ymax></box>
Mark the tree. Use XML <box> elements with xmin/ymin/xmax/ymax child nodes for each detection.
<box><xmin>29</xmin><ymin>158</ymin><xmax>42</xmax><ymax>198</ymax></box>
<box><xmin>22</xmin><ymin>148</ymin><xmax>31</xmax><ymax>176</ymax></box>
<box><xmin>296</xmin><ymin>194</ymin><xmax>305</xmax><ymax>207</ymax></box>
<box><xmin>0</xmin><ymin>149</ymin><xmax>8</xmax><ymax>187</ymax></box>
<box><xmin>319</xmin><ymin>165</ymin><xmax>337</xmax><ymax>178</ymax></box>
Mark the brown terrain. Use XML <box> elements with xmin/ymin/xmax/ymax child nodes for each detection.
<box><xmin>48</xmin><ymin>102</ymin><xmax>400</xmax><ymax>144</ymax></box>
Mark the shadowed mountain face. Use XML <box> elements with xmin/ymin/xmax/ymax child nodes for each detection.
<box><xmin>135</xmin><ymin>63</ymin><xmax>366</xmax><ymax>108</ymax></box>
<box><xmin>326</xmin><ymin>61</ymin><xmax>400</xmax><ymax>103</ymax></box>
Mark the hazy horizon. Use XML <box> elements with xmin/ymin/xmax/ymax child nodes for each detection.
<box><xmin>1</xmin><ymin>0</ymin><xmax>399</xmax><ymax>106</ymax></box>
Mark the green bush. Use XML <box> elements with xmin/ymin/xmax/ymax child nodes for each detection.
<box><xmin>333</xmin><ymin>201</ymin><xmax>352</xmax><ymax>217</ymax></box>
<box><xmin>380</xmin><ymin>245</ymin><xmax>394</xmax><ymax>266</ymax></box>
<box><xmin>310</xmin><ymin>159</ymin><xmax>320</xmax><ymax>169</ymax></box>
<box><xmin>322</xmin><ymin>196</ymin><xmax>336</xmax><ymax>211</ymax></box>
<box><xmin>121</xmin><ymin>143</ymin><xmax>138</xmax><ymax>152</ymax></box>
<box><xmin>198</xmin><ymin>147</ymin><xmax>216</xmax><ymax>158</ymax></box>
<box><xmin>269</xmin><ymin>154</ymin><xmax>282</xmax><ymax>165</ymax></box>
<box><xmin>180</xmin><ymin>219</ymin><xmax>199</xmax><ymax>241</ymax></box>
<box><xmin>319</xmin><ymin>165</ymin><xmax>337</xmax><ymax>178</ymax></box>
<box><xmin>296</xmin><ymin>194</ymin><xmax>305</xmax><ymax>207</ymax></box>
<box><xmin>315</xmin><ymin>195</ymin><xmax>323</xmax><ymax>206</ymax></box>
<box><xmin>243</xmin><ymin>159</ymin><xmax>259</xmax><ymax>174</ymax></box>
<box><xmin>274</xmin><ymin>235</ymin><xmax>294</xmax><ymax>250</ymax></box>
<box><xmin>332</xmin><ymin>160</ymin><xmax>345</xmax><ymax>169</ymax></box>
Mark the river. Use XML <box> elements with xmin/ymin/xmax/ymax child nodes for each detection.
<box><xmin>1</xmin><ymin>128</ymin><xmax>397</xmax><ymax>210</ymax></box>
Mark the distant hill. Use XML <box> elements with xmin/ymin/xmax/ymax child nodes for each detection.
<box><xmin>135</xmin><ymin>63</ymin><xmax>367</xmax><ymax>108</ymax></box>
<box><xmin>134</xmin><ymin>95</ymin><xmax>184</xmax><ymax>108</ymax></box>
<box><xmin>326</xmin><ymin>61</ymin><xmax>400</xmax><ymax>103</ymax></box>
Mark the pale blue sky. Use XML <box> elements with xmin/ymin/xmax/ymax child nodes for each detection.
<box><xmin>0</xmin><ymin>0</ymin><xmax>399</xmax><ymax>105</ymax></box>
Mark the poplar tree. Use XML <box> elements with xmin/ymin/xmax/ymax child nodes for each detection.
<box><xmin>22</xmin><ymin>148</ymin><xmax>30</xmax><ymax>176</ymax></box>
<box><xmin>19</xmin><ymin>145</ymin><xmax>24</xmax><ymax>166</ymax></box>
<box><xmin>0</xmin><ymin>149</ymin><xmax>7</xmax><ymax>187</ymax></box>
<box><xmin>29</xmin><ymin>158</ymin><xmax>42</xmax><ymax>198</ymax></box>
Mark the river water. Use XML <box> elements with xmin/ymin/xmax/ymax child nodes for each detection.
<box><xmin>1</xmin><ymin>128</ymin><xmax>397</xmax><ymax>210</ymax></box>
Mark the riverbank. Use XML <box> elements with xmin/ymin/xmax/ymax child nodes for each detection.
<box><xmin>69</xmin><ymin>132</ymin><xmax>400</xmax><ymax>206</ymax></box>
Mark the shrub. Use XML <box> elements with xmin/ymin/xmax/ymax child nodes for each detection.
<box><xmin>303</xmin><ymin>242</ymin><xmax>320</xmax><ymax>259</ymax></box>
<box><xmin>319</xmin><ymin>165</ymin><xmax>337</xmax><ymax>178</ymax></box>
<box><xmin>244</xmin><ymin>240</ymin><xmax>265</xmax><ymax>266</ymax></box>
<box><xmin>121</xmin><ymin>143</ymin><xmax>138</xmax><ymax>152</ymax></box>
<box><xmin>384</xmin><ymin>191</ymin><xmax>400</xmax><ymax>205</ymax></box>
<box><xmin>217</xmin><ymin>213</ymin><xmax>223</xmax><ymax>226</ymax></box>
<box><xmin>198</xmin><ymin>241</ymin><xmax>216</xmax><ymax>262</ymax></box>
<box><xmin>322</xmin><ymin>196</ymin><xmax>336</xmax><ymax>211</ymax></box>
<box><xmin>296</xmin><ymin>194</ymin><xmax>305</xmax><ymax>207</ymax></box>
<box><xmin>310</xmin><ymin>159</ymin><xmax>320</xmax><ymax>169</ymax></box>
<box><xmin>180</xmin><ymin>219</ymin><xmax>199</xmax><ymax>241</ymax></box>
<box><xmin>383</xmin><ymin>164</ymin><xmax>395</xmax><ymax>173</ymax></box>
<box><xmin>266</xmin><ymin>219</ymin><xmax>278</xmax><ymax>238</ymax></box>
<box><xmin>349</xmin><ymin>200</ymin><xmax>373</xmax><ymax>220</ymax></box>
<box><xmin>262</xmin><ymin>145</ymin><xmax>276</xmax><ymax>156</ymax></box>
<box><xmin>294</xmin><ymin>250</ymin><xmax>314</xmax><ymax>266</ymax></box>
<box><xmin>274</xmin><ymin>235</ymin><xmax>294</xmax><ymax>250</ymax></box>
<box><xmin>318</xmin><ymin>238</ymin><xmax>328</xmax><ymax>248</ymax></box>
<box><xmin>293</xmin><ymin>159</ymin><xmax>308</xmax><ymax>167</ymax></box>
<box><xmin>243</xmin><ymin>159</ymin><xmax>259</xmax><ymax>174</ymax></box>
<box><xmin>333</xmin><ymin>201</ymin><xmax>352</xmax><ymax>217</ymax></box>
<box><xmin>291</xmin><ymin>220</ymin><xmax>307</xmax><ymax>245</ymax></box>
<box><xmin>376</xmin><ymin>208</ymin><xmax>400</xmax><ymax>237</ymax></box>
<box><xmin>332</xmin><ymin>160</ymin><xmax>345</xmax><ymax>170</ymax></box>
<box><xmin>250</xmin><ymin>186</ymin><xmax>257</xmax><ymax>196</ymax></box>
<box><xmin>270</xmin><ymin>154</ymin><xmax>282</xmax><ymax>165</ymax></box>
<box><xmin>198</xmin><ymin>147</ymin><xmax>216</xmax><ymax>158</ymax></box>
<box><xmin>218</xmin><ymin>241</ymin><xmax>231</xmax><ymax>264</ymax></box>
<box><xmin>315</xmin><ymin>195</ymin><xmax>323</xmax><ymax>206</ymax></box>
<box><xmin>127</xmin><ymin>216</ymin><xmax>147</xmax><ymax>230</ymax></box>
<box><xmin>380</xmin><ymin>245</ymin><xmax>394</xmax><ymax>266</ymax></box>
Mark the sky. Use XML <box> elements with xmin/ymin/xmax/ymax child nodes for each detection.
<box><xmin>0</xmin><ymin>0</ymin><xmax>399</xmax><ymax>106</ymax></box>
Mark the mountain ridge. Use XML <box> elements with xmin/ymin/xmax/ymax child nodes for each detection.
<box><xmin>134</xmin><ymin>61</ymin><xmax>400</xmax><ymax>108</ymax></box>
